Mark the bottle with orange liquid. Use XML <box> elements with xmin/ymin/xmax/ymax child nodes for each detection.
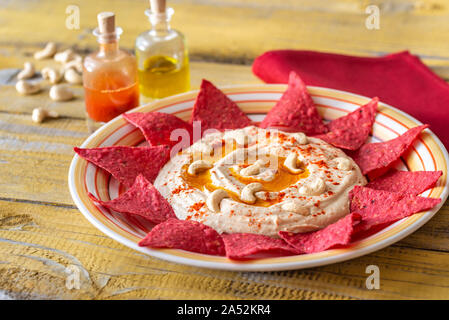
<box><xmin>83</xmin><ymin>12</ymin><xmax>139</xmax><ymax>132</ymax></box>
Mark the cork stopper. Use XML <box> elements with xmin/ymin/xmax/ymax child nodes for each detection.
<box><xmin>150</xmin><ymin>0</ymin><xmax>166</xmax><ymax>14</ymax></box>
<box><xmin>94</xmin><ymin>12</ymin><xmax>122</xmax><ymax>43</ymax></box>
<box><xmin>97</xmin><ymin>12</ymin><xmax>115</xmax><ymax>34</ymax></box>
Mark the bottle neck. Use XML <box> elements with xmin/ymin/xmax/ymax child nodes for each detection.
<box><xmin>151</xmin><ymin>19</ymin><xmax>171</xmax><ymax>33</ymax></box>
<box><xmin>99</xmin><ymin>41</ymin><xmax>119</xmax><ymax>55</ymax></box>
<box><xmin>145</xmin><ymin>7</ymin><xmax>174</xmax><ymax>35</ymax></box>
<box><xmin>93</xmin><ymin>26</ymin><xmax>122</xmax><ymax>57</ymax></box>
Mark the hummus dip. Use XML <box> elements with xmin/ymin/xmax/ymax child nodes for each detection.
<box><xmin>154</xmin><ymin>126</ymin><xmax>366</xmax><ymax>237</ymax></box>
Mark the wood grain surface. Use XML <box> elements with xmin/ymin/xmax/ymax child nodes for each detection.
<box><xmin>0</xmin><ymin>0</ymin><xmax>448</xmax><ymax>299</ymax></box>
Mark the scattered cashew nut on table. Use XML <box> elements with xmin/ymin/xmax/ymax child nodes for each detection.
<box><xmin>64</xmin><ymin>68</ymin><xmax>83</xmax><ymax>84</ymax></box>
<box><xmin>283</xmin><ymin>153</ymin><xmax>304</xmax><ymax>174</ymax></box>
<box><xmin>17</xmin><ymin>62</ymin><xmax>35</xmax><ymax>80</ymax></box>
<box><xmin>41</xmin><ymin>67</ymin><xmax>63</xmax><ymax>84</ymax></box>
<box><xmin>187</xmin><ymin>160</ymin><xmax>213</xmax><ymax>175</ymax></box>
<box><xmin>206</xmin><ymin>189</ymin><xmax>229</xmax><ymax>213</ymax></box>
<box><xmin>34</xmin><ymin>42</ymin><xmax>57</xmax><ymax>60</ymax></box>
<box><xmin>54</xmin><ymin>49</ymin><xmax>75</xmax><ymax>64</ymax></box>
<box><xmin>32</xmin><ymin>108</ymin><xmax>59</xmax><ymax>123</ymax></box>
<box><xmin>16</xmin><ymin>80</ymin><xmax>41</xmax><ymax>95</ymax></box>
<box><xmin>64</xmin><ymin>58</ymin><xmax>83</xmax><ymax>74</ymax></box>
<box><xmin>240</xmin><ymin>182</ymin><xmax>263</xmax><ymax>204</ymax></box>
<box><xmin>49</xmin><ymin>84</ymin><xmax>74</xmax><ymax>101</ymax></box>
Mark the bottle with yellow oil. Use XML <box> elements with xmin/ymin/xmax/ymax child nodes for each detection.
<box><xmin>135</xmin><ymin>0</ymin><xmax>190</xmax><ymax>100</ymax></box>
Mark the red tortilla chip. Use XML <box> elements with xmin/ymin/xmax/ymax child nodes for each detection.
<box><xmin>279</xmin><ymin>213</ymin><xmax>361</xmax><ymax>254</ymax></box>
<box><xmin>221</xmin><ymin>233</ymin><xmax>299</xmax><ymax>260</ymax></box>
<box><xmin>190</xmin><ymin>79</ymin><xmax>251</xmax><ymax>134</ymax></box>
<box><xmin>138</xmin><ymin>218</ymin><xmax>226</xmax><ymax>256</ymax></box>
<box><xmin>74</xmin><ymin>145</ymin><xmax>170</xmax><ymax>188</ymax></box>
<box><xmin>123</xmin><ymin>112</ymin><xmax>193</xmax><ymax>148</ymax></box>
<box><xmin>366</xmin><ymin>169</ymin><xmax>442</xmax><ymax>196</ymax></box>
<box><xmin>315</xmin><ymin>98</ymin><xmax>378</xmax><ymax>150</ymax></box>
<box><xmin>349</xmin><ymin>186</ymin><xmax>441</xmax><ymax>232</ymax></box>
<box><xmin>259</xmin><ymin>71</ymin><xmax>327</xmax><ymax>135</ymax></box>
<box><xmin>88</xmin><ymin>175</ymin><xmax>176</xmax><ymax>224</ymax></box>
<box><xmin>350</xmin><ymin>124</ymin><xmax>428</xmax><ymax>175</ymax></box>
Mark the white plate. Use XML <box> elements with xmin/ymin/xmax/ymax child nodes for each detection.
<box><xmin>68</xmin><ymin>84</ymin><xmax>449</xmax><ymax>271</ymax></box>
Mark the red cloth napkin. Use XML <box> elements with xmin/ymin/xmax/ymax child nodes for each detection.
<box><xmin>252</xmin><ymin>50</ymin><xmax>449</xmax><ymax>148</ymax></box>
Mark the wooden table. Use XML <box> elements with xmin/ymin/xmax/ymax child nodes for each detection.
<box><xmin>1</xmin><ymin>0</ymin><xmax>449</xmax><ymax>300</ymax></box>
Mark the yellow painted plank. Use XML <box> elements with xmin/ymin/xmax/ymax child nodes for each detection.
<box><xmin>2</xmin><ymin>0</ymin><xmax>449</xmax><ymax>64</ymax></box>
<box><xmin>0</xmin><ymin>112</ymin><xmax>88</xmax><ymax>204</ymax></box>
<box><xmin>1</xmin><ymin>199</ymin><xmax>449</xmax><ymax>300</ymax></box>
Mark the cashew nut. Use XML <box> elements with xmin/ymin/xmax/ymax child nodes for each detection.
<box><xmin>281</xmin><ymin>201</ymin><xmax>309</xmax><ymax>216</ymax></box>
<box><xmin>240</xmin><ymin>159</ymin><xmax>267</xmax><ymax>177</ymax></box>
<box><xmin>34</xmin><ymin>42</ymin><xmax>57</xmax><ymax>60</ymax></box>
<box><xmin>17</xmin><ymin>62</ymin><xmax>35</xmax><ymax>80</ymax></box>
<box><xmin>16</xmin><ymin>80</ymin><xmax>41</xmax><ymax>95</ymax></box>
<box><xmin>31</xmin><ymin>108</ymin><xmax>59</xmax><ymax>123</ymax></box>
<box><xmin>283</xmin><ymin>153</ymin><xmax>303</xmax><ymax>174</ymax></box>
<box><xmin>240</xmin><ymin>182</ymin><xmax>263</xmax><ymax>204</ymax></box>
<box><xmin>187</xmin><ymin>160</ymin><xmax>213</xmax><ymax>175</ymax></box>
<box><xmin>49</xmin><ymin>84</ymin><xmax>74</xmax><ymax>101</ymax></box>
<box><xmin>64</xmin><ymin>68</ymin><xmax>83</xmax><ymax>84</ymax></box>
<box><xmin>334</xmin><ymin>157</ymin><xmax>353</xmax><ymax>171</ymax></box>
<box><xmin>41</xmin><ymin>67</ymin><xmax>63</xmax><ymax>84</ymax></box>
<box><xmin>299</xmin><ymin>177</ymin><xmax>326</xmax><ymax>196</ymax></box>
<box><xmin>206</xmin><ymin>189</ymin><xmax>229</xmax><ymax>213</ymax></box>
<box><xmin>63</xmin><ymin>57</ymin><xmax>83</xmax><ymax>74</ymax></box>
<box><xmin>54</xmin><ymin>49</ymin><xmax>75</xmax><ymax>64</ymax></box>
<box><xmin>291</xmin><ymin>132</ymin><xmax>308</xmax><ymax>145</ymax></box>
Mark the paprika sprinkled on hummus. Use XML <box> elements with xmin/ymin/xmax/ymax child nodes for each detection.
<box><xmin>154</xmin><ymin>126</ymin><xmax>366</xmax><ymax>237</ymax></box>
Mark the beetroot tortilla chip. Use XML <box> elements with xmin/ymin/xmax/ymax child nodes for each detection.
<box><xmin>350</xmin><ymin>124</ymin><xmax>428</xmax><ymax>175</ymax></box>
<box><xmin>74</xmin><ymin>145</ymin><xmax>170</xmax><ymax>187</ymax></box>
<box><xmin>88</xmin><ymin>175</ymin><xmax>176</xmax><ymax>224</ymax></box>
<box><xmin>221</xmin><ymin>233</ymin><xmax>299</xmax><ymax>260</ymax></box>
<box><xmin>349</xmin><ymin>186</ymin><xmax>441</xmax><ymax>232</ymax></box>
<box><xmin>138</xmin><ymin>218</ymin><xmax>226</xmax><ymax>256</ymax></box>
<box><xmin>315</xmin><ymin>98</ymin><xmax>378</xmax><ymax>150</ymax></box>
<box><xmin>190</xmin><ymin>79</ymin><xmax>251</xmax><ymax>134</ymax></box>
<box><xmin>123</xmin><ymin>112</ymin><xmax>193</xmax><ymax>148</ymax></box>
<box><xmin>366</xmin><ymin>169</ymin><xmax>442</xmax><ymax>196</ymax></box>
<box><xmin>279</xmin><ymin>213</ymin><xmax>361</xmax><ymax>254</ymax></box>
<box><xmin>259</xmin><ymin>71</ymin><xmax>327</xmax><ymax>135</ymax></box>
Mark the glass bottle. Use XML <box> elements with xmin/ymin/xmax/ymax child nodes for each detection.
<box><xmin>135</xmin><ymin>4</ymin><xmax>190</xmax><ymax>101</ymax></box>
<box><xmin>83</xmin><ymin>12</ymin><xmax>139</xmax><ymax>133</ymax></box>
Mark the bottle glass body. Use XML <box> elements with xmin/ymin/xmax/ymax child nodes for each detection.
<box><xmin>83</xmin><ymin>42</ymin><xmax>139</xmax><ymax>131</ymax></box>
<box><xmin>135</xmin><ymin>8</ymin><xmax>190</xmax><ymax>100</ymax></box>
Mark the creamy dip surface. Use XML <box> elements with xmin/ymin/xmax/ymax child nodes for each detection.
<box><xmin>154</xmin><ymin>126</ymin><xmax>366</xmax><ymax>237</ymax></box>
